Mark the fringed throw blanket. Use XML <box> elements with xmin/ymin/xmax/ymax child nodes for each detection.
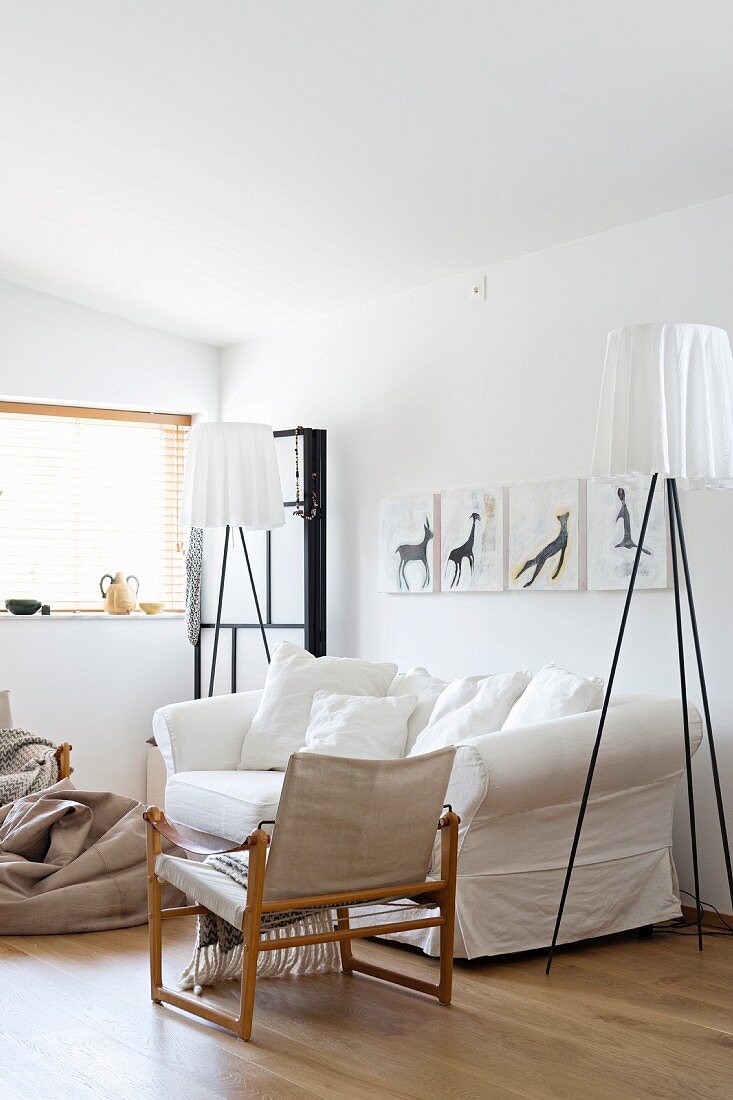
<box><xmin>0</xmin><ymin>729</ymin><xmax>59</xmax><ymax>806</ymax></box>
<box><xmin>180</xmin><ymin>851</ymin><xmax>340</xmax><ymax>990</ymax></box>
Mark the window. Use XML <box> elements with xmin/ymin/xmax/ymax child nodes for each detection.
<box><xmin>0</xmin><ymin>402</ymin><xmax>190</xmax><ymax>612</ymax></box>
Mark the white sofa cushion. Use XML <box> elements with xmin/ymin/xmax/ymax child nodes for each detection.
<box><xmin>166</xmin><ymin>770</ymin><xmax>285</xmax><ymax>843</ymax></box>
<box><xmin>238</xmin><ymin>642</ymin><xmax>398</xmax><ymax>771</ymax></box>
<box><xmin>302</xmin><ymin>691</ymin><xmax>417</xmax><ymax>759</ymax></box>
<box><xmin>388</xmin><ymin>667</ymin><xmax>448</xmax><ymax>752</ymax></box>
<box><xmin>502</xmin><ymin>663</ymin><xmax>604</xmax><ymax>729</ymax></box>
<box><xmin>410</xmin><ymin>672</ymin><xmax>530</xmax><ymax>755</ymax></box>
<box><xmin>428</xmin><ymin>672</ymin><xmax>530</xmax><ymax>725</ymax></box>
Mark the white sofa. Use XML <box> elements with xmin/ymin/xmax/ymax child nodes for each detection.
<box><xmin>153</xmin><ymin>689</ymin><xmax>702</xmax><ymax>959</ymax></box>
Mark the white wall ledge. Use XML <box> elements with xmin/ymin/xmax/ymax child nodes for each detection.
<box><xmin>0</xmin><ymin>613</ymin><xmax>185</xmax><ymax>621</ymax></box>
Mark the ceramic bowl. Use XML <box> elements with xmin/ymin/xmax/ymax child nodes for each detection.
<box><xmin>139</xmin><ymin>601</ymin><xmax>165</xmax><ymax>615</ymax></box>
<box><xmin>5</xmin><ymin>599</ymin><xmax>42</xmax><ymax>616</ymax></box>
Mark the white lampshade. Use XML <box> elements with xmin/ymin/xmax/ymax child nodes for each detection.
<box><xmin>592</xmin><ymin>323</ymin><xmax>733</xmax><ymax>489</ymax></box>
<box><xmin>180</xmin><ymin>422</ymin><xmax>285</xmax><ymax>529</ymax></box>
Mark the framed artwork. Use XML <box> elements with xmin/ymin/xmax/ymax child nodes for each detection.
<box><xmin>508</xmin><ymin>479</ymin><xmax>583</xmax><ymax>591</ymax></box>
<box><xmin>379</xmin><ymin>494</ymin><xmax>439</xmax><ymax>593</ymax></box>
<box><xmin>587</xmin><ymin>479</ymin><xmax>668</xmax><ymax>590</ymax></box>
<box><xmin>440</xmin><ymin>488</ymin><xmax>504</xmax><ymax>591</ymax></box>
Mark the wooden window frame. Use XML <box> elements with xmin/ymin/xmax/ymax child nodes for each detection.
<box><xmin>0</xmin><ymin>400</ymin><xmax>190</xmax><ymax>427</ymax></box>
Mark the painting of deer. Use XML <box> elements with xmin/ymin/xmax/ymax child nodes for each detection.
<box><xmin>396</xmin><ymin>517</ymin><xmax>433</xmax><ymax>590</ymax></box>
<box><xmin>379</xmin><ymin>495</ymin><xmax>438</xmax><ymax>593</ymax></box>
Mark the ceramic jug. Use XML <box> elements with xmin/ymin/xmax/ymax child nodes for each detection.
<box><xmin>100</xmin><ymin>571</ymin><xmax>140</xmax><ymax>615</ymax></box>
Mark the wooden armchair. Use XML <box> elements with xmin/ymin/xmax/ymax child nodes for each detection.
<box><xmin>144</xmin><ymin>747</ymin><xmax>459</xmax><ymax>1042</ymax></box>
<box><xmin>1</xmin><ymin>690</ymin><xmax>72</xmax><ymax>782</ymax></box>
<box><xmin>55</xmin><ymin>742</ymin><xmax>73</xmax><ymax>780</ymax></box>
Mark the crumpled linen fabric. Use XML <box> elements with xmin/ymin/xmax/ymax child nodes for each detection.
<box><xmin>0</xmin><ymin>779</ymin><xmax>184</xmax><ymax>934</ymax></box>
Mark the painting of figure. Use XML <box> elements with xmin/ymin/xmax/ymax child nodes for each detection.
<box><xmin>509</xmin><ymin>480</ymin><xmax>582</xmax><ymax>591</ymax></box>
<box><xmin>379</xmin><ymin>494</ymin><xmax>439</xmax><ymax>593</ymax></box>
<box><xmin>587</xmin><ymin>480</ymin><xmax>667</xmax><ymax>590</ymax></box>
<box><xmin>440</xmin><ymin>488</ymin><xmax>504</xmax><ymax>591</ymax></box>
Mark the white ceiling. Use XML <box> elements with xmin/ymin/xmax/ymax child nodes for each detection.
<box><xmin>1</xmin><ymin>1</ymin><xmax>733</xmax><ymax>346</ymax></box>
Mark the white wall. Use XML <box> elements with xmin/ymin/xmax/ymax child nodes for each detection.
<box><xmin>0</xmin><ymin>280</ymin><xmax>219</xmax><ymax>799</ymax></box>
<box><xmin>221</xmin><ymin>193</ymin><xmax>733</xmax><ymax>912</ymax></box>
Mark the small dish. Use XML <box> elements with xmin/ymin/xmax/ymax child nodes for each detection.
<box><xmin>5</xmin><ymin>599</ymin><xmax>42</xmax><ymax>616</ymax></box>
<box><xmin>139</xmin><ymin>601</ymin><xmax>165</xmax><ymax>615</ymax></box>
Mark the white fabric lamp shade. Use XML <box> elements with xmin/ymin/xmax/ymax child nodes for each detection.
<box><xmin>180</xmin><ymin>422</ymin><xmax>285</xmax><ymax>529</ymax></box>
<box><xmin>592</xmin><ymin>323</ymin><xmax>733</xmax><ymax>489</ymax></box>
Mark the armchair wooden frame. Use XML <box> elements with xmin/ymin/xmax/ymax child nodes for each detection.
<box><xmin>54</xmin><ymin>742</ymin><xmax>73</xmax><ymax>780</ymax></box>
<box><xmin>144</xmin><ymin>806</ymin><xmax>460</xmax><ymax>1042</ymax></box>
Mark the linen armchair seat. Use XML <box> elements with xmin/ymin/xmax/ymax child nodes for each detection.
<box><xmin>156</xmin><ymin>852</ymin><xmax>249</xmax><ymax>928</ymax></box>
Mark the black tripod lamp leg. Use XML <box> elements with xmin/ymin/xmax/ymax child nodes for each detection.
<box><xmin>208</xmin><ymin>526</ymin><xmax>230</xmax><ymax>698</ymax></box>
<box><xmin>238</xmin><ymin>527</ymin><xmax>271</xmax><ymax>664</ymax></box>
<box><xmin>667</xmin><ymin>478</ymin><xmax>703</xmax><ymax>949</ymax></box>
<box><xmin>670</xmin><ymin>479</ymin><xmax>733</xmax><ymax>912</ymax></box>
<box><xmin>546</xmin><ymin>473</ymin><xmax>658</xmax><ymax>974</ymax></box>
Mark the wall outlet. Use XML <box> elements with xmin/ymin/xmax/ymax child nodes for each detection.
<box><xmin>470</xmin><ymin>275</ymin><xmax>486</xmax><ymax>301</ymax></box>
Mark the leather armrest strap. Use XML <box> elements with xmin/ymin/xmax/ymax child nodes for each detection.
<box><xmin>143</xmin><ymin>806</ymin><xmax>251</xmax><ymax>856</ymax></box>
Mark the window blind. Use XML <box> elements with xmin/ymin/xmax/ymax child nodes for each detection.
<box><xmin>0</xmin><ymin>403</ymin><xmax>190</xmax><ymax>612</ymax></box>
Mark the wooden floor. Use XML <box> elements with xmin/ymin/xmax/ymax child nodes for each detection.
<box><xmin>0</xmin><ymin>921</ymin><xmax>731</xmax><ymax>1099</ymax></box>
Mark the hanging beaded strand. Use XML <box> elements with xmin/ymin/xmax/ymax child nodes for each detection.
<box><xmin>293</xmin><ymin>427</ymin><xmax>318</xmax><ymax>520</ymax></box>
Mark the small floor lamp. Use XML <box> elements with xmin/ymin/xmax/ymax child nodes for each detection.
<box><xmin>547</xmin><ymin>322</ymin><xmax>733</xmax><ymax>972</ymax></box>
<box><xmin>180</xmin><ymin>422</ymin><xmax>285</xmax><ymax>697</ymax></box>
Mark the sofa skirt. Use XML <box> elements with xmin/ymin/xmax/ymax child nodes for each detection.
<box><xmin>353</xmin><ymin>846</ymin><xmax>681</xmax><ymax>959</ymax></box>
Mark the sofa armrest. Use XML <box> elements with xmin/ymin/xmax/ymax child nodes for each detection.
<box><xmin>470</xmin><ymin>696</ymin><xmax>702</xmax><ymax>816</ymax></box>
<box><xmin>152</xmin><ymin>690</ymin><xmax>263</xmax><ymax>778</ymax></box>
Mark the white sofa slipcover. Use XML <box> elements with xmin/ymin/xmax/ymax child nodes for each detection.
<box><xmin>152</xmin><ymin>689</ymin><xmax>702</xmax><ymax>959</ymax></box>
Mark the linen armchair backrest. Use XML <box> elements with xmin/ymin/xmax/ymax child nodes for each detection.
<box><xmin>263</xmin><ymin>747</ymin><xmax>455</xmax><ymax>902</ymax></box>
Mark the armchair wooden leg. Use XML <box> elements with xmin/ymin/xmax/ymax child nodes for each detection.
<box><xmin>238</xmin><ymin>926</ymin><xmax>258</xmax><ymax>1041</ymax></box>
<box><xmin>145</xmin><ymin>807</ymin><xmax>164</xmax><ymax>1003</ymax></box>
<box><xmin>337</xmin><ymin>906</ymin><xmax>354</xmax><ymax>974</ymax></box>
<box><xmin>236</xmin><ymin>829</ymin><xmax>268</xmax><ymax>1041</ymax></box>
<box><xmin>437</xmin><ymin>812</ymin><xmax>459</xmax><ymax>1006</ymax></box>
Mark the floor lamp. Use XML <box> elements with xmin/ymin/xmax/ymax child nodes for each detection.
<box><xmin>180</xmin><ymin>422</ymin><xmax>285</xmax><ymax>697</ymax></box>
<box><xmin>547</xmin><ymin>322</ymin><xmax>733</xmax><ymax>973</ymax></box>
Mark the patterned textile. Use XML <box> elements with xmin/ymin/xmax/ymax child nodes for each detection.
<box><xmin>185</xmin><ymin>527</ymin><xmax>203</xmax><ymax>646</ymax></box>
<box><xmin>179</xmin><ymin>849</ymin><xmax>340</xmax><ymax>990</ymax></box>
<box><xmin>0</xmin><ymin>729</ymin><xmax>59</xmax><ymax>806</ymax></box>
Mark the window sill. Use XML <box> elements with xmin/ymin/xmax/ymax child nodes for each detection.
<box><xmin>0</xmin><ymin>612</ymin><xmax>185</xmax><ymax>621</ymax></box>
